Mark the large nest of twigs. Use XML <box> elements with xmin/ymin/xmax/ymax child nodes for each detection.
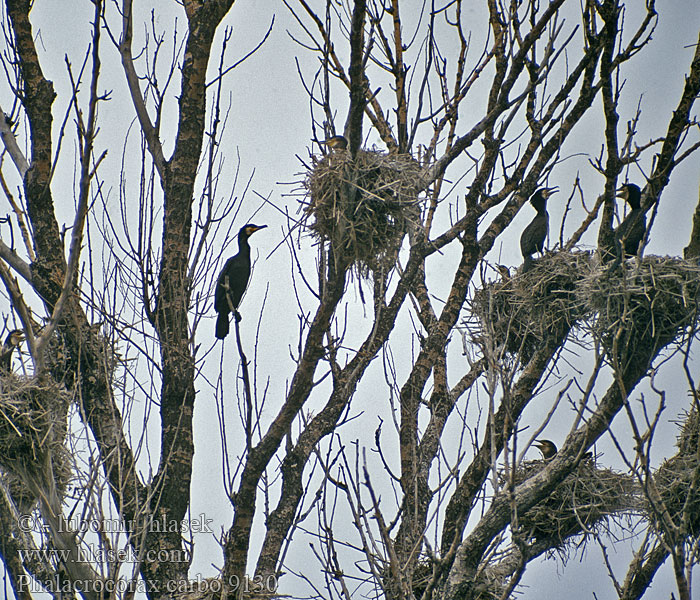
<box><xmin>653</xmin><ymin>455</ymin><xmax>700</xmax><ymax>536</ymax></box>
<box><xmin>0</xmin><ymin>375</ymin><xmax>71</xmax><ymax>500</ymax></box>
<box><xmin>650</xmin><ymin>408</ymin><xmax>700</xmax><ymax>536</ymax></box>
<box><xmin>303</xmin><ymin>149</ymin><xmax>423</xmax><ymax>273</ymax></box>
<box><xmin>471</xmin><ymin>253</ymin><xmax>700</xmax><ymax>365</ymax></box>
<box><xmin>409</xmin><ymin>558</ymin><xmax>509</xmax><ymax>600</ymax></box>
<box><xmin>582</xmin><ymin>256</ymin><xmax>700</xmax><ymax>366</ymax></box>
<box><xmin>677</xmin><ymin>406</ymin><xmax>699</xmax><ymax>456</ymax></box>
<box><xmin>409</xmin><ymin>559</ymin><xmax>435</xmax><ymax>599</ymax></box>
<box><xmin>515</xmin><ymin>459</ymin><xmax>638</xmax><ymax>547</ymax></box>
<box><xmin>471</xmin><ymin>251</ymin><xmax>593</xmax><ymax>361</ymax></box>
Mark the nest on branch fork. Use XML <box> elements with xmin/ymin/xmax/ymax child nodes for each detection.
<box><xmin>0</xmin><ymin>374</ymin><xmax>72</xmax><ymax>511</ymax></box>
<box><xmin>471</xmin><ymin>251</ymin><xmax>592</xmax><ymax>361</ymax></box>
<box><xmin>303</xmin><ymin>148</ymin><xmax>424</xmax><ymax>275</ymax></box>
<box><xmin>471</xmin><ymin>253</ymin><xmax>700</xmax><ymax>365</ymax></box>
<box><xmin>514</xmin><ymin>459</ymin><xmax>638</xmax><ymax>550</ymax></box>
<box><xmin>650</xmin><ymin>407</ymin><xmax>700</xmax><ymax>537</ymax></box>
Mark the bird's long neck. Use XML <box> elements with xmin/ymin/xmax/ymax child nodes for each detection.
<box><xmin>627</xmin><ymin>188</ymin><xmax>642</xmax><ymax>211</ymax></box>
<box><xmin>238</xmin><ymin>233</ymin><xmax>251</xmax><ymax>256</ymax></box>
<box><xmin>534</xmin><ymin>203</ymin><xmax>548</xmax><ymax>217</ymax></box>
<box><xmin>531</xmin><ymin>194</ymin><xmax>547</xmax><ymax>215</ymax></box>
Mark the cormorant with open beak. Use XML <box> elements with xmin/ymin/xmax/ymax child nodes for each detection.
<box><xmin>534</xmin><ymin>439</ymin><xmax>558</xmax><ymax>460</ymax></box>
<box><xmin>322</xmin><ymin>135</ymin><xmax>348</xmax><ymax>151</ymax></box>
<box><xmin>533</xmin><ymin>439</ymin><xmax>593</xmax><ymax>461</ymax></box>
<box><xmin>215</xmin><ymin>224</ymin><xmax>267</xmax><ymax>339</ymax></box>
<box><xmin>614</xmin><ymin>183</ymin><xmax>645</xmax><ymax>257</ymax></box>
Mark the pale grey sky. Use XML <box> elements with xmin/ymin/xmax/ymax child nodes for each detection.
<box><xmin>4</xmin><ymin>1</ymin><xmax>700</xmax><ymax>598</ymax></box>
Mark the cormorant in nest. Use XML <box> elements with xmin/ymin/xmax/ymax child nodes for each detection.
<box><xmin>322</xmin><ymin>135</ymin><xmax>348</xmax><ymax>151</ymax></box>
<box><xmin>615</xmin><ymin>183</ymin><xmax>645</xmax><ymax>257</ymax></box>
<box><xmin>533</xmin><ymin>439</ymin><xmax>593</xmax><ymax>461</ymax></box>
<box><xmin>495</xmin><ymin>264</ymin><xmax>511</xmax><ymax>281</ymax></box>
<box><xmin>0</xmin><ymin>329</ymin><xmax>24</xmax><ymax>372</ymax></box>
<box><xmin>534</xmin><ymin>439</ymin><xmax>558</xmax><ymax>460</ymax></box>
<box><xmin>215</xmin><ymin>224</ymin><xmax>267</xmax><ymax>339</ymax></box>
<box><xmin>520</xmin><ymin>187</ymin><xmax>557</xmax><ymax>273</ymax></box>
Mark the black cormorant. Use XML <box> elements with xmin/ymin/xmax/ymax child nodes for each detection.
<box><xmin>215</xmin><ymin>224</ymin><xmax>267</xmax><ymax>339</ymax></box>
<box><xmin>0</xmin><ymin>329</ymin><xmax>24</xmax><ymax>372</ymax></box>
<box><xmin>533</xmin><ymin>439</ymin><xmax>593</xmax><ymax>461</ymax></box>
<box><xmin>614</xmin><ymin>183</ymin><xmax>645</xmax><ymax>257</ymax></box>
<box><xmin>534</xmin><ymin>439</ymin><xmax>557</xmax><ymax>460</ymax></box>
<box><xmin>520</xmin><ymin>187</ymin><xmax>557</xmax><ymax>272</ymax></box>
<box><xmin>322</xmin><ymin>135</ymin><xmax>348</xmax><ymax>150</ymax></box>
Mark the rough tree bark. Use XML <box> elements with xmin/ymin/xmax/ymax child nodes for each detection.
<box><xmin>0</xmin><ymin>2</ymin><xmax>698</xmax><ymax>600</ymax></box>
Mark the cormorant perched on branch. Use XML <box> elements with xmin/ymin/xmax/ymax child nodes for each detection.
<box><xmin>0</xmin><ymin>329</ymin><xmax>24</xmax><ymax>372</ymax></box>
<box><xmin>520</xmin><ymin>187</ymin><xmax>557</xmax><ymax>272</ymax></box>
<box><xmin>615</xmin><ymin>183</ymin><xmax>645</xmax><ymax>257</ymax></box>
<box><xmin>215</xmin><ymin>224</ymin><xmax>267</xmax><ymax>339</ymax></box>
<box><xmin>534</xmin><ymin>439</ymin><xmax>558</xmax><ymax>460</ymax></box>
<box><xmin>322</xmin><ymin>135</ymin><xmax>348</xmax><ymax>151</ymax></box>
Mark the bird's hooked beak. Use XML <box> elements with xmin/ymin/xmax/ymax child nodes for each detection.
<box><xmin>541</xmin><ymin>186</ymin><xmax>559</xmax><ymax>199</ymax></box>
<box><xmin>246</xmin><ymin>225</ymin><xmax>267</xmax><ymax>235</ymax></box>
<box><xmin>615</xmin><ymin>185</ymin><xmax>629</xmax><ymax>200</ymax></box>
<box><xmin>8</xmin><ymin>330</ymin><xmax>24</xmax><ymax>347</ymax></box>
<box><xmin>322</xmin><ymin>135</ymin><xmax>348</xmax><ymax>150</ymax></box>
<box><xmin>533</xmin><ymin>439</ymin><xmax>557</xmax><ymax>458</ymax></box>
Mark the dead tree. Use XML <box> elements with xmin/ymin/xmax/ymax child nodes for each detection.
<box><xmin>0</xmin><ymin>1</ymin><xmax>698</xmax><ymax>600</ymax></box>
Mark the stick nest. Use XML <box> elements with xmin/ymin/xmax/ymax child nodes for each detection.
<box><xmin>471</xmin><ymin>253</ymin><xmax>700</xmax><ymax>364</ymax></box>
<box><xmin>471</xmin><ymin>251</ymin><xmax>592</xmax><ymax>361</ymax></box>
<box><xmin>0</xmin><ymin>375</ymin><xmax>72</xmax><ymax>504</ymax></box>
<box><xmin>650</xmin><ymin>408</ymin><xmax>700</xmax><ymax>536</ymax></box>
<box><xmin>581</xmin><ymin>255</ymin><xmax>700</xmax><ymax>365</ymax></box>
<box><xmin>515</xmin><ymin>460</ymin><xmax>638</xmax><ymax>547</ymax></box>
<box><xmin>303</xmin><ymin>149</ymin><xmax>423</xmax><ymax>273</ymax></box>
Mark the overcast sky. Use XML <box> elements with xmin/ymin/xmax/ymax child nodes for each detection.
<box><xmin>4</xmin><ymin>1</ymin><xmax>700</xmax><ymax>598</ymax></box>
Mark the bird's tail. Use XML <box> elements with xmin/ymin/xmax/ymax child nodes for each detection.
<box><xmin>215</xmin><ymin>312</ymin><xmax>230</xmax><ymax>339</ymax></box>
<box><xmin>522</xmin><ymin>254</ymin><xmax>533</xmax><ymax>273</ymax></box>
